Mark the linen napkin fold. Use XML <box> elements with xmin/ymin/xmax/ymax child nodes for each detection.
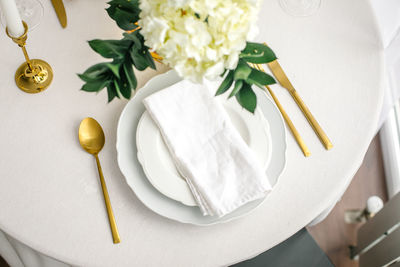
<box><xmin>143</xmin><ymin>79</ymin><xmax>271</xmax><ymax>217</ymax></box>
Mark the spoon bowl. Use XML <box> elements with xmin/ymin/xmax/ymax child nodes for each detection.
<box><xmin>79</xmin><ymin>117</ymin><xmax>105</xmax><ymax>154</ymax></box>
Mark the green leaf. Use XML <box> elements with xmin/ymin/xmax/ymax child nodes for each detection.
<box><xmin>88</xmin><ymin>39</ymin><xmax>131</xmax><ymax>59</ymax></box>
<box><xmin>235</xmin><ymin>83</ymin><xmax>257</xmax><ymax>113</ymax></box>
<box><xmin>106</xmin><ymin>0</ymin><xmax>140</xmax><ymax>31</ymax></box>
<box><xmin>125</xmin><ymin>31</ymin><xmax>156</xmax><ymax>70</ymax></box>
<box><xmin>215</xmin><ymin>70</ymin><xmax>234</xmax><ymax>96</ymax></box>
<box><xmin>116</xmin><ymin>77</ymin><xmax>131</xmax><ymax>99</ymax></box>
<box><xmin>117</xmin><ymin>62</ymin><xmax>133</xmax><ymax>99</ymax></box>
<box><xmin>144</xmin><ymin>49</ymin><xmax>156</xmax><ymax>70</ymax></box>
<box><xmin>78</xmin><ymin>63</ymin><xmax>109</xmax><ymax>82</ymax></box>
<box><xmin>123</xmin><ymin>31</ymin><xmax>142</xmax><ymax>49</ymax></box>
<box><xmin>220</xmin><ymin>69</ymin><xmax>227</xmax><ymax>77</ymax></box>
<box><xmin>246</xmin><ymin>68</ymin><xmax>276</xmax><ymax>87</ymax></box>
<box><xmin>229</xmin><ymin>80</ymin><xmax>243</xmax><ymax>98</ymax></box>
<box><xmin>110</xmin><ymin>8</ymin><xmax>139</xmax><ymax>31</ymax></box>
<box><xmin>106</xmin><ymin>82</ymin><xmax>117</xmax><ymax>102</ymax></box>
<box><xmin>130</xmin><ymin>49</ymin><xmax>149</xmax><ymax>70</ymax></box>
<box><xmin>234</xmin><ymin>60</ymin><xmax>252</xmax><ymax>81</ymax></box>
<box><xmin>81</xmin><ymin>79</ymin><xmax>109</xmax><ymax>92</ymax></box>
<box><xmin>123</xmin><ymin>60</ymin><xmax>137</xmax><ymax>90</ymax></box>
<box><xmin>106</xmin><ymin>62</ymin><xmax>121</xmax><ymax>79</ymax></box>
<box><xmin>240</xmin><ymin>42</ymin><xmax>277</xmax><ymax>63</ymax></box>
<box><xmin>113</xmin><ymin>79</ymin><xmax>122</xmax><ymax>98</ymax></box>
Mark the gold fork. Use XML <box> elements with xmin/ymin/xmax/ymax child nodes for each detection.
<box><xmin>251</xmin><ymin>63</ymin><xmax>311</xmax><ymax>157</ymax></box>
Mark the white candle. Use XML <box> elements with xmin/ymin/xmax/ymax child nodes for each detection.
<box><xmin>0</xmin><ymin>0</ymin><xmax>24</xmax><ymax>37</ymax></box>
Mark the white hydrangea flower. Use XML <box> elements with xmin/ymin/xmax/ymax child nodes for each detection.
<box><xmin>138</xmin><ymin>0</ymin><xmax>261</xmax><ymax>83</ymax></box>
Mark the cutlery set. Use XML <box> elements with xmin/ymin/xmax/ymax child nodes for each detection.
<box><xmin>253</xmin><ymin>45</ymin><xmax>332</xmax><ymax>156</ymax></box>
<box><xmin>252</xmin><ymin>63</ymin><xmax>311</xmax><ymax>157</ymax></box>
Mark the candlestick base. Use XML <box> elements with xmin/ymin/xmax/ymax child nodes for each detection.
<box><xmin>15</xmin><ymin>59</ymin><xmax>53</xmax><ymax>94</ymax></box>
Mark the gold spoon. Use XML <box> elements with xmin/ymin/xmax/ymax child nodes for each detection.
<box><xmin>78</xmin><ymin>117</ymin><xmax>121</xmax><ymax>244</ymax></box>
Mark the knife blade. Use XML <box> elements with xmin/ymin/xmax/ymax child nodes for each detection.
<box><xmin>267</xmin><ymin>59</ymin><xmax>333</xmax><ymax>150</ymax></box>
<box><xmin>50</xmin><ymin>0</ymin><xmax>67</xmax><ymax>28</ymax></box>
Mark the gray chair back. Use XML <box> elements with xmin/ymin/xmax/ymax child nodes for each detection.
<box><xmin>352</xmin><ymin>192</ymin><xmax>400</xmax><ymax>267</ymax></box>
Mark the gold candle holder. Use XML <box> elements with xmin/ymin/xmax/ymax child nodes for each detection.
<box><xmin>6</xmin><ymin>21</ymin><xmax>53</xmax><ymax>93</ymax></box>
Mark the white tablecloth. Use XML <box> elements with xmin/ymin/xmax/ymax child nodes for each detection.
<box><xmin>0</xmin><ymin>0</ymin><xmax>393</xmax><ymax>266</ymax></box>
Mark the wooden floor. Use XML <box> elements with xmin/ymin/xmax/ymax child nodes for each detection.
<box><xmin>0</xmin><ymin>135</ymin><xmax>388</xmax><ymax>267</ymax></box>
<box><xmin>308</xmin><ymin>134</ymin><xmax>388</xmax><ymax>267</ymax></box>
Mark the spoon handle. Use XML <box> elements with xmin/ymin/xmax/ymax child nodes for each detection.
<box><xmin>95</xmin><ymin>154</ymin><xmax>121</xmax><ymax>244</ymax></box>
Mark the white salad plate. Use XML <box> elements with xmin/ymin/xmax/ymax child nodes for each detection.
<box><xmin>136</xmin><ymin>95</ymin><xmax>273</xmax><ymax>206</ymax></box>
<box><xmin>117</xmin><ymin>70</ymin><xmax>287</xmax><ymax>225</ymax></box>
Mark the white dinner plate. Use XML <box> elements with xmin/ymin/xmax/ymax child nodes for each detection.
<box><xmin>136</xmin><ymin>96</ymin><xmax>273</xmax><ymax>206</ymax></box>
<box><xmin>117</xmin><ymin>70</ymin><xmax>287</xmax><ymax>225</ymax></box>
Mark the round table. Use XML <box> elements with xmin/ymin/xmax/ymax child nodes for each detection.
<box><xmin>0</xmin><ymin>0</ymin><xmax>384</xmax><ymax>266</ymax></box>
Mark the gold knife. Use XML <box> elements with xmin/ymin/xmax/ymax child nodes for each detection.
<box><xmin>266</xmin><ymin>48</ymin><xmax>333</xmax><ymax>150</ymax></box>
<box><xmin>50</xmin><ymin>0</ymin><xmax>67</xmax><ymax>28</ymax></box>
<box><xmin>252</xmin><ymin>63</ymin><xmax>311</xmax><ymax>157</ymax></box>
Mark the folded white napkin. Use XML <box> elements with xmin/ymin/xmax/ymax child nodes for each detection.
<box><xmin>143</xmin><ymin>79</ymin><xmax>271</xmax><ymax>217</ymax></box>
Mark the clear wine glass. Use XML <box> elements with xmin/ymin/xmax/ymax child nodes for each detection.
<box><xmin>279</xmin><ymin>0</ymin><xmax>321</xmax><ymax>17</ymax></box>
<box><xmin>0</xmin><ymin>0</ymin><xmax>44</xmax><ymax>31</ymax></box>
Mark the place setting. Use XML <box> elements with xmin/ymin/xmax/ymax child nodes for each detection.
<box><xmin>90</xmin><ymin>1</ymin><xmax>333</xmax><ymax>229</ymax></box>
<box><xmin>0</xmin><ymin>0</ymin><xmax>335</xmax><ymax>243</ymax></box>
